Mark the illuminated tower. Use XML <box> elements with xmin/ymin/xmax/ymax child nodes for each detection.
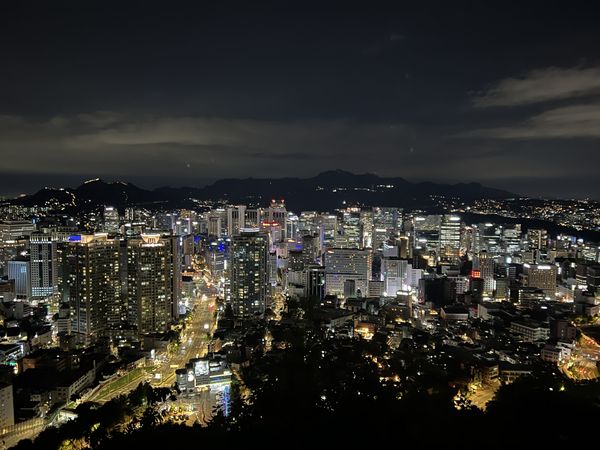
<box><xmin>127</xmin><ymin>234</ymin><xmax>173</xmax><ymax>335</ymax></box>
<box><xmin>229</xmin><ymin>230</ymin><xmax>270</xmax><ymax>317</ymax></box>
<box><xmin>29</xmin><ymin>233</ymin><xmax>58</xmax><ymax>298</ymax></box>
<box><xmin>65</xmin><ymin>233</ymin><xmax>121</xmax><ymax>343</ymax></box>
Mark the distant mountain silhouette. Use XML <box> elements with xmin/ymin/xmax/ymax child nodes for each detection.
<box><xmin>9</xmin><ymin>171</ymin><xmax>515</xmax><ymax>211</ymax></box>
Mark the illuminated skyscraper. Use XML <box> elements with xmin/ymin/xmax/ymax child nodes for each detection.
<box><xmin>324</xmin><ymin>248</ymin><xmax>371</xmax><ymax>297</ymax></box>
<box><xmin>502</xmin><ymin>224</ymin><xmax>522</xmax><ymax>253</ymax></box>
<box><xmin>103</xmin><ymin>206</ymin><xmax>120</xmax><ymax>233</ymax></box>
<box><xmin>230</xmin><ymin>230</ymin><xmax>270</xmax><ymax>317</ymax></box>
<box><xmin>359</xmin><ymin>210</ymin><xmax>374</xmax><ymax>248</ymax></box>
<box><xmin>227</xmin><ymin>205</ymin><xmax>247</xmax><ymax>237</ymax></box>
<box><xmin>7</xmin><ymin>258</ymin><xmax>30</xmax><ymax>298</ymax></box>
<box><xmin>476</xmin><ymin>251</ymin><xmax>496</xmax><ymax>295</ymax></box>
<box><xmin>381</xmin><ymin>257</ymin><xmax>408</xmax><ymax>296</ymax></box>
<box><xmin>412</xmin><ymin>215</ymin><xmax>441</xmax><ymax>265</ymax></box>
<box><xmin>29</xmin><ymin>233</ymin><xmax>58</xmax><ymax>298</ymax></box>
<box><xmin>207</xmin><ymin>209</ymin><xmax>226</xmax><ymax>237</ymax></box>
<box><xmin>439</xmin><ymin>215</ymin><xmax>462</xmax><ymax>262</ymax></box>
<box><xmin>527</xmin><ymin>228</ymin><xmax>548</xmax><ymax>251</ymax></box>
<box><xmin>373</xmin><ymin>207</ymin><xmax>402</xmax><ymax>235</ymax></box>
<box><xmin>266</xmin><ymin>200</ymin><xmax>287</xmax><ymax>241</ymax></box>
<box><xmin>65</xmin><ymin>233</ymin><xmax>121</xmax><ymax>343</ymax></box>
<box><xmin>127</xmin><ymin>234</ymin><xmax>173</xmax><ymax>335</ymax></box>
<box><xmin>319</xmin><ymin>214</ymin><xmax>338</xmax><ymax>248</ymax></box>
<box><xmin>304</xmin><ymin>265</ymin><xmax>325</xmax><ymax>301</ymax></box>
<box><xmin>522</xmin><ymin>263</ymin><xmax>557</xmax><ymax>296</ymax></box>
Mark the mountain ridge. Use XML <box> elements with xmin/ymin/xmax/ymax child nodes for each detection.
<box><xmin>7</xmin><ymin>171</ymin><xmax>516</xmax><ymax>211</ymax></box>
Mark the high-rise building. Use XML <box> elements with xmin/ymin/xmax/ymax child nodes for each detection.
<box><xmin>412</xmin><ymin>215</ymin><xmax>441</xmax><ymax>264</ymax></box>
<box><xmin>324</xmin><ymin>248</ymin><xmax>371</xmax><ymax>297</ymax></box>
<box><xmin>7</xmin><ymin>258</ymin><xmax>30</xmax><ymax>298</ymax></box>
<box><xmin>0</xmin><ymin>383</ymin><xmax>15</xmax><ymax>430</ymax></box>
<box><xmin>207</xmin><ymin>210</ymin><xmax>226</xmax><ymax>237</ymax></box>
<box><xmin>319</xmin><ymin>214</ymin><xmax>338</xmax><ymax>248</ymax></box>
<box><xmin>527</xmin><ymin>228</ymin><xmax>548</xmax><ymax>251</ymax></box>
<box><xmin>439</xmin><ymin>215</ymin><xmax>461</xmax><ymax>262</ymax></box>
<box><xmin>0</xmin><ymin>220</ymin><xmax>35</xmax><ymax>243</ymax></box>
<box><xmin>64</xmin><ymin>233</ymin><xmax>121</xmax><ymax>343</ymax></box>
<box><xmin>29</xmin><ymin>233</ymin><xmax>58</xmax><ymax>298</ymax></box>
<box><xmin>343</xmin><ymin>279</ymin><xmax>356</xmax><ymax>298</ymax></box>
<box><xmin>359</xmin><ymin>210</ymin><xmax>374</xmax><ymax>249</ymax></box>
<box><xmin>372</xmin><ymin>228</ymin><xmax>389</xmax><ymax>252</ymax></box>
<box><xmin>502</xmin><ymin>224</ymin><xmax>522</xmax><ymax>253</ymax></box>
<box><xmin>155</xmin><ymin>212</ymin><xmax>178</xmax><ymax>233</ymax></box>
<box><xmin>587</xmin><ymin>265</ymin><xmax>600</xmax><ymax>293</ymax></box>
<box><xmin>373</xmin><ymin>207</ymin><xmax>402</xmax><ymax>235</ymax></box>
<box><xmin>103</xmin><ymin>206</ymin><xmax>120</xmax><ymax>233</ymax></box>
<box><xmin>229</xmin><ymin>230</ymin><xmax>270</xmax><ymax>317</ymax></box>
<box><xmin>471</xmin><ymin>223</ymin><xmax>505</xmax><ymax>254</ymax></box>
<box><xmin>476</xmin><ymin>251</ymin><xmax>496</xmax><ymax>295</ymax></box>
<box><xmin>298</xmin><ymin>211</ymin><xmax>319</xmax><ymax>236</ymax></box>
<box><xmin>127</xmin><ymin>234</ymin><xmax>173</xmax><ymax>335</ymax></box>
<box><xmin>381</xmin><ymin>258</ymin><xmax>409</xmax><ymax>296</ymax></box>
<box><xmin>266</xmin><ymin>200</ymin><xmax>287</xmax><ymax>241</ymax></box>
<box><xmin>522</xmin><ymin>263</ymin><xmax>557</xmax><ymax>296</ymax></box>
<box><xmin>304</xmin><ymin>265</ymin><xmax>325</xmax><ymax>301</ymax></box>
<box><xmin>227</xmin><ymin>205</ymin><xmax>247</xmax><ymax>237</ymax></box>
<box><xmin>206</xmin><ymin>238</ymin><xmax>229</xmax><ymax>279</ymax></box>
<box><xmin>339</xmin><ymin>212</ymin><xmax>361</xmax><ymax>249</ymax></box>
<box><xmin>244</xmin><ymin>209</ymin><xmax>262</xmax><ymax>229</ymax></box>
<box><xmin>301</xmin><ymin>234</ymin><xmax>319</xmax><ymax>266</ymax></box>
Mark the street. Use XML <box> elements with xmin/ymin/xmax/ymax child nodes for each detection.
<box><xmin>151</xmin><ymin>284</ymin><xmax>218</xmax><ymax>388</ymax></box>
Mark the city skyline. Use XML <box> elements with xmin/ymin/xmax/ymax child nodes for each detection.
<box><xmin>1</xmin><ymin>2</ymin><xmax>600</xmax><ymax>199</ymax></box>
<box><xmin>1</xmin><ymin>4</ymin><xmax>600</xmax><ymax>448</ymax></box>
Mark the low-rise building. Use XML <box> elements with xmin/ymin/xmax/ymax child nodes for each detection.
<box><xmin>440</xmin><ymin>306</ymin><xmax>469</xmax><ymax>321</ymax></box>
<box><xmin>509</xmin><ymin>320</ymin><xmax>550</xmax><ymax>342</ymax></box>
<box><xmin>540</xmin><ymin>343</ymin><xmax>572</xmax><ymax>363</ymax></box>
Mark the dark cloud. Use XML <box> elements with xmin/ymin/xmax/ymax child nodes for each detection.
<box><xmin>461</xmin><ymin>103</ymin><xmax>600</xmax><ymax>139</ymax></box>
<box><xmin>472</xmin><ymin>66</ymin><xmax>600</xmax><ymax>108</ymax></box>
<box><xmin>1</xmin><ymin>2</ymin><xmax>600</xmax><ymax>199</ymax></box>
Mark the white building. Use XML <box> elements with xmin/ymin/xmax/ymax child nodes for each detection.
<box><xmin>381</xmin><ymin>258</ymin><xmax>408</xmax><ymax>296</ymax></box>
<box><xmin>324</xmin><ymin>248</ymin><xmax>371</xmax><ymax>297</ymax></box>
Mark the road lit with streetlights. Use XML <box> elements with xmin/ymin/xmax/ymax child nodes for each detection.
<box><xmin>151</xmin><ymin>273</ymin><xmax>219</xmax><ymax>388</ymax></box>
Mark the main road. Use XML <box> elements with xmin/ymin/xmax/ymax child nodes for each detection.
<box><xmin>88</xmin><ymin>269</ymin><xmax>219</xmax><ymax>403</ymax></box>
<box><xmin>151</xmin><ymin>272</ymin><xmax>219</xmax><ymax>388</ymax></box>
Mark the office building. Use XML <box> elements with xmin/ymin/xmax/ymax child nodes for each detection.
<box><xmin>266</xmin><ymin>200</ymin><xmax>287</xmax><ymax>241</ymax></box>
<box><xmin>29</xmin><ymin>233</ymin><xmax>58</xmax><ymax>298</ymax></box>
<box><xmin>227</xmin><ymin>205</ymin><xmax>247</xmax><ymax>237</ymax></box>
<box><xmin>527</xmin><ymin>228</ymin><xmax>548</xmax><ymax>251</ymax></box>
<box><xmin>7</xmin><ymin>258</ymin><xmax>30</xmax><ymax>298</ymax></box>
<box><xmin>103</xmin><ymin>206</ymin><xmax>120</xmax><ymax>233</ymax></box>
<box><xmin>522</xmin><ymin>263</ymin><xmax>557</xmax><ymax>296</ymax></box>
<box><xmin>381</xmin><ymin>258</ymin><xmax>409</xmax><ymax>296</ymax></box>
<box><xmin>319</xmin><ymin>214</ymin><xmax>338</xmax><ymax>248</ymax></box>
<box><xmin>324</xmin><ymin>248</ymin><xmax>371</xmax><ymax>297</ymax></box>
<box><xmin>0</xmin><ymin>220</ymin><xmax>35</xmax><ymax>243</ymax></box>
<box><xmin>304</xmin><ymin>265</ymin><xmax>325</xmax><ymax>301</ymax></box>
<box><xmin>412</xmin><ymin>215</ymin><xmax>441</xmax><ymax>264</ymax></box>
<box><xmin>439</xmin><ymin>215</ymin><xmax>461</xmax><ymax>262</ymax></box>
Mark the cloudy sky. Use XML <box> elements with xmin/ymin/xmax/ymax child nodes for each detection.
<box><xmin>1</xmin><ymin>1</ymin><xmax>599</xmax><ymax>198</ymax></box>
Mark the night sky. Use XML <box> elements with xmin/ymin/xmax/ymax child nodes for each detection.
<box><xmin>1</xmin><ymin>1</ymin><xmax>599</xmax><ymax>199</ymax></box>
